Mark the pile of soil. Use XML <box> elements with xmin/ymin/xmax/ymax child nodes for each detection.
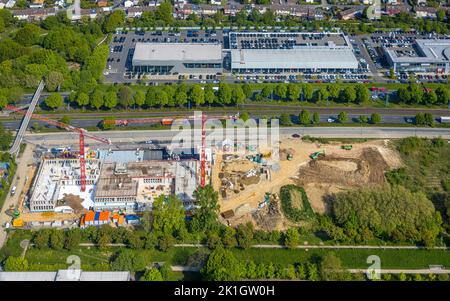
<box><xmin>57</xmin><ymin>194</ymin><xmax>84</xmax><ymax>213</ymax></box>
<box><xmin>296</xmin><ymin>148</ymin><xmax>388</xmax><ymax>188</ymax></box>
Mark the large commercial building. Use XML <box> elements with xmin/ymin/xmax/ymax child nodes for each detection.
<box><xmin>132</xmin><ymin>42</ymin><xmax>223</xmax><ymax>74</ymax></box>
<box><xmin>384</xmin><ymin>39</ymin><xmax>450</xmax><ymax>74</ymax></box>
<box><xmin>230</xmin><ymin>32</ymin><xmax>359</xmax><ymax>74</ymax></box>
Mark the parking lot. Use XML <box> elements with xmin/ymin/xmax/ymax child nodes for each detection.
<box><xmin>358</xmin><ymin>30</ymin><xmax>450</xmax><ymax>84</ymax></box>
<box><xmin>104</xmin><ymin>29</ymin><xmax>450</xmax><ymax>84</ymax></box>
<box><xmin>105</xmin><ymin>29</ymin><xmax>229</xmax><ymax>83</ymax></box>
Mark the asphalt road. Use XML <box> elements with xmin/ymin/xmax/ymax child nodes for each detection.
<box><xmin>23</xmin><ymin>127</ymin><xmax>450</xmax><ymax>149</ymax></box>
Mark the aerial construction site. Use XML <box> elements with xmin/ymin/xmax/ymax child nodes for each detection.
<box><xmin>6</xmin><ymin>121</ymin><xmax>405</xmax><ymax>232</ymax></box>
<box><xmin>4</xmin><ymin>103</ymin><xmax>405</xmax><ymax>233</ymax></box>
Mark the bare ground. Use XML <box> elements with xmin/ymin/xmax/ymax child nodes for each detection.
<box><xmin>216</xmin><ymin>138</ymin><xmax>402</xmax><ymax>228</ymax></box>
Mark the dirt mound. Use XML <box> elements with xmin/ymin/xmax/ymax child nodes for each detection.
<box><xmin>297</xmin><ymin>148</ymin><xmax>388</xmax><ymax>188</ymax></box>
<box><xmin>57</xmin><ymin>194</ymin><xmax>84</xmax><ymax>213</ymax></box>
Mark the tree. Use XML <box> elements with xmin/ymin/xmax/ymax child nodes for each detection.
<box><xmin>302</xmin><ymin>84</ymin><xmax>314</xmax><ymax>101</ymax></box>
<box><xmin>436</xmin><ymin>9</ymin><xmax>446</xmax><ymax>22</ymax></box>
<box><xmin>284</xmin><ymin>228</ymin><xmax>300</xmax><ymax>249</ymax></box>
<box><xmin>104</xmin><ymin>91</ymin><xmax>118</xmax><ymax>110</ymax></box>
<box><xmin>190</xmin><ymin>185</ymin><xmax>220</xmax><ymax>232</ymax></box>
<box><xmin>333</xmin><ymin>186</ymin><xmax>441</xmax><ymax>244</ymax></box>
<box><xmin>90</xmin><ymin>89</ymin><xmax>104</xmax><ymax>110</ymax></box>
<box><xmin>49</xmin><ymin>229</ymin><xmax>64</xmax><ymax>250</ymax></box>
<box><xmin>4</xmin><ymin>256</ymin><xmax>28</xmax><ymax>271</ymax></box>
<box><xmin>64</xmin><ymin>228</ymin><xmax>81</xmax><ymax>250</ymax></box>
<box><xmin>274</xmin><ymin>84</ymin><xmax>287</xmax><ymax>100</ymax></box>
<box><xmin>236</xmin><ymin>222</ymin><xmax>254</xmax><ymax>249</ymax></box>
<box><xmin>45</xmin><ymin>71</ymin><xmax>64</xmax><ymax>92</ymax></box>
<box><xmin>316</xmin><ymin>87</ymin><xmax>329</xmax><ymax>103</ymax></box>
<box><xmin>204</xmin><ymin>85</ymin><xmax>216</xmax><ymax>106</ymax></box>
<box><xmin>340</xmin><ymin>86</ymin><xmax>356</xmax><ymax>103</ymax></box>
<box><xmin>313</xmin><ymin>112</ymin><xmax>320</xmax><ymax>124</ymax></box>
<box><xmin>355</xmin><ymin>84</ymin><xmax>369</xmax><ymax>104</ymax></box>
<box><xmin>370</xmin><ymin>113</ymin><xmax>381</xmax><ymax>124</ymax></box>
<box><xmin>222</xmin><ymin>227</ymin><xmax>237</xmax><ymax>248</ymax></box>
<box><xmin>280</xmin><ymin>113</ymin><xmax>291</xmax><ymax>126</ymax></box>
<box><xmin>287</xmin><ymin>84</ymin><xmax>300</xmax><ymax>101</ymax></box>
<box><xmin>15</xmin><ymin>24</ymin><xmax>40</xmax><ymax>46</ymax></box>
<box><xmin>152</xmin><ymin>195</ymin><xmax>185</xmax><ymax>237</ymax></box>
<box><xmin>240</xmin><ymin>112</ymin><xmax>250</xmax><ymax>122</ymax></box>
<box><xmin>242</xmin><ymin>83</ymin><xmax>253</xmax><ymax>99</ymax></box>
<box><xmin>157</xmin><ymin>234</ymin><xmax>175</xmax><ymax>252</ymax></box>
<box><xmin>33</xmin><ymin>230</ymin><xmax>50</xmax><ymax>249</ymax></box>
<box><xmin>44</xmin><ymin>93</ymin><xmax>64</xmax><ymax>110</ymax></box>
<box><xmin>103</xmin><ymin>10</ymin><xmax>125</xmax><ymax>33</ymax></box>
<box><xmin>359</xmin><ymin>115</ymin><xmax>369</xmax><ymax>123</ymax></box>
<box><xmin>201</xmin><ymin>247</ymin><xmax>242</xmax><ymax>281</ymax></box>
<box><xmin>118</xmin><ymin>86</ymin><xmax>134</xmax><ymax>109</ymax></box>
<box><xmin>190</xmin><ymin>85</ymin><xmax>205</xmax><ymax>107</ymax></box>
<box><xmin>299</xmin><ymin>109</ymin><xmax>310</xmax><ymax>125</ymax></box>
<box><xmin>261</xmin><ymin>86</ymin><xmax>272</xmax><ymax>98</ymax></box>
<box><xmin>232</xmin><ymin>85</ymin><xmax>246</xmax><ymax>106</ymax></box>
<box><xmin>327</xmin><ymin>84</ymin><xmax>340</xmax><ymax>101</ymax></box>
<box><xmin>337</xmin><ymin>112</ymin><xmax>348</xmax><ymax>123</ymax></box>
<box><xmin>134</xmin><ymin>90</ymin><xmax>145</xmax><ymax>108</ymax></box>
<box><xmin>76</xmin><ymin>92</ymin><xmax>90</xmax><ymax>109</ymax></box>
<box><xmin>111</xmin><ymin>249</ymin><xmax>146</xmax><ymax>272</ymax></box>
<box><xmin>0</xmin><ymin>94</ymin><xmax>8</xmax><ymax>109</ymax></box>
<box><xmin>319</xmin><ymin>252</ymin><xmax>349</xmax><ymax>281</ymax></box>
<box><xmin>397</xmin><ymin>86</ymin><xmax>411</xmax><ymax>103</ymax></box>
<box><xmin>217</xmin><ymin>83</ymin><xmax>232</xmax><ymax>104</ymax></box>
<box><xmin>424</xmin><ymin>91</ymin><xmax>438</xmax><ymax>105</ymax></box>
<box><xmin>175</xmin><ymin>90</ymin><xmax>188</xmax><ymax>107</ymax></box>
<box><xmin>0</xmin><ymin>18</ymin><xmax>4</xmax><ymax>34</ymax></box>
<box><xmin>141</xmin><ymin>268</ymin><xmax>163</xmax><ymax>281</ymax></box>
<box><xmin>155</xmin><ymin>1</ymin><xmax>174</xmax><ymax>25</ymax></box>
<box><xmin>435</xmin><ymin>86</ymin><xmax>449</xmax><ymax>104</ymax></box>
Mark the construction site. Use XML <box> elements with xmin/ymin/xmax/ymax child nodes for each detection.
<box><xmin>214</xmin><ymin>137</ymin><xmax>403</xmax><ymax>231</ymax></box>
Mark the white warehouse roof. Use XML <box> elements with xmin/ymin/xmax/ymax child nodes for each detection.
<box><xmin>231</xmin><ymin>48</ymin><xmax>359</xmax><ymax>70</ymax></box>
<box><xmin>133</xmin><ymin>43</ymin><xmax>222</xmax><ymax>65</ymax></box>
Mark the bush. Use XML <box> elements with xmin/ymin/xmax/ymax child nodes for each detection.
<box><xmin>280</xmin><ymin>185</ymin><xmax>315</xmax><ymax>222</ymax></box>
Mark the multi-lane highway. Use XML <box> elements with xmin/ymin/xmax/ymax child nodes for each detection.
<box><xmin>23</xmin><ymin>127</ymin><xmax>450</xmax><ymax>149</ymax></box>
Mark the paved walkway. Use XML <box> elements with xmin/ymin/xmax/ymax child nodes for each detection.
<box><xmin>0</xmin><ymin>145</ymin><xmax>35</xmax><ymax>248</ymax></box>
<box><xmin>77</xmin><ymin>242</ymin><xmax>449</xmax><ymax>250</ymax></box>
<box><xmin>174</xmin><ymin>243</ymin><xmax>450</xmax><ymax>250</ymax></box>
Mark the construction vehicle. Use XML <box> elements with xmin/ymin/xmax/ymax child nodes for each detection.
<box><xmin>341</xmin><ymin>145</ymin><xmax>353</xmax><ymax>150</ymax></box>
<box><xmin>309</xmin><ymin>150</ymin><xmax>325</xmax><ymax>160</ymax></box>
<box><xmin>6</xmin><ymin>105</ymin><xmax>112</xmax><ymax>192</ymax></box>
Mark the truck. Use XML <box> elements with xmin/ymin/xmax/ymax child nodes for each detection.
<box><xmin>439</xmin><ymin>116</ymin><xmax>450</xmax><ymax>123</ymax></box>
<box><xmin>103</xmin><ymin>118</ymin><xmax>174</xmax><ymax>127</ymax></box>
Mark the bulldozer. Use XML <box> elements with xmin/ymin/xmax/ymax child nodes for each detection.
<box><xmin>310</xmin><ymin>150</ymin><xmax>325</xmax><ymax>160</ymax></box>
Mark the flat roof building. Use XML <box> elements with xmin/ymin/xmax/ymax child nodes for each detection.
<box><xmin>0</xmin><ymin>270</ymin><xmax>131</xmax><ymax>281</ymax></box>
<box><xmin>132</xmin><ymin>42</ymin><xmax>223</xmax><ymax>74</ymax></box>
<box><xmin>384</xmin><ymin>39</ymin><xmax>450</xmax><ymax>74</ymax></box>
<box><xmin>230</xmin><ymin>32</ymin><xmax>359</xmax><ymax>74</ymax></box>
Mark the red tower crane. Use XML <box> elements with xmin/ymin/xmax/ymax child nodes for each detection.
<box><xmin>6</xmin><ymin>105</ymin><xmax>111</xmax><ymax>192</ymax></box>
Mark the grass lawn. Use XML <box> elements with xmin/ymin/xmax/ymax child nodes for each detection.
<box><xmin>230</xmin><ymin>248</ymin><xmax>450</xmax><ymax>269</ymax></box>
<box><xmin>2</xmin><ymin>231</ymin><xmax>449</xmax><ymax>273</ymax></box>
